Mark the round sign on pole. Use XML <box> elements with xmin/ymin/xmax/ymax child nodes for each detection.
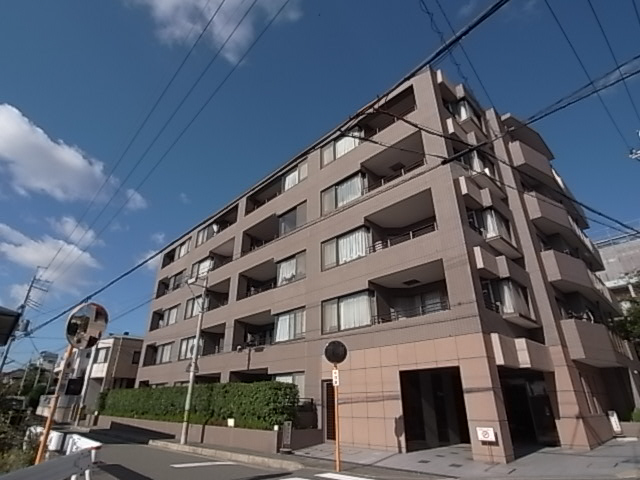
<box><xmin>65</xmin><ymin>302</ymin><xmax>108</xmax><ymax>350</ymax></box>
<box><xmin>324</xmin><ymin>340</ymin><xmax>348</xmax><ymax>365</ymax></box>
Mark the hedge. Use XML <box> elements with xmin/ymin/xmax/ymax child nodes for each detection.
<box><xmin>101</xmin><ymin>381</ymin><xmax>298</xmax><ymax>430</ymax></box>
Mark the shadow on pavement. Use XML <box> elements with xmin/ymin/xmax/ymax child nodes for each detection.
<box><xmin>98</xmin><ymin>464</ymin><xmax>154</xmax><ymax>480</ymax></box>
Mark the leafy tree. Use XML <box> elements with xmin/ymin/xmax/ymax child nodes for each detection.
<box><xmin>615</xmin><ymin>300</ymin><xmax>640</xmax><ymax>345</ymax></box>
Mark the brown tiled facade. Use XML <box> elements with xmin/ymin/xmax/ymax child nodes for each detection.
<box><xmin>137</xmin><ymin>68</ymin><xmax>640</xmax><ymax>463</ymax></box>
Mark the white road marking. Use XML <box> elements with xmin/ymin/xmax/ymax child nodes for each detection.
<box><xmin>316</xmin><ymin>473</ymin><xmax>372</xmax><ymax>480</ymax></box>
<box><xmin>170</xmin><ymin>461</ymin><xmax>236</xmax><ymax>468</ymax></box>
<box><xmin>284</xmin><ymin>477</ymin><xmax>312</xmax><ymax>480</ymax></box>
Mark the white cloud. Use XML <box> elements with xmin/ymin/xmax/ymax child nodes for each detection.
<box><xmin>458</xmin><ymin>0</ymin><xmax>477</xmax><ymax>18</ymax></box>
<box><xmin>48</xmin><ymin>216</ymin><xmax>104</xmax><ymax>248</ymax></box>
<box><xmin>0</xmin><ymin>104</ymin><xmax>147</xmax><ymax>210</ymax></box>
<box><xmin>131</xmin><ymin>0</ymin><xmax>302</xmax><ymax>63</ymax></box>
<box><xmin>150</xmin><ymin>232</ymin><xmax>166</xmax><ymax>245</ymax></box>
<box><xmin>109</xmin><ymin>221</ymin><xmax>129</xmax><ymax>232</ymax></box>
<box><xmin>0</xmin><ymin>223</ymin><xmax>100</xmax><ymax>298</ymax></box>
<box><xmin>179</xmin><ymin>192</ymin><xmax>190</xmax><ymax>204</ymax></box>
<box><xmin>125</xmin><ymin>188</ymin><xmax>148</xmax><ymax>211</ymax></box>
<box><xmin>136</xmin><ymin>249</ymin><xmax>162</xmax><ymax>273</ymax></box>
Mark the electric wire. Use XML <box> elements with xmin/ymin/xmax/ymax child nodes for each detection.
<box><xmin>587</xmin><ymin>0</ymin><xmax>640</xmax><ymax>125</ymax></box>
<box><xmin>544</xmin><ymin>0</ymin><xmax>632</xmax><ymax>151</ymax></box>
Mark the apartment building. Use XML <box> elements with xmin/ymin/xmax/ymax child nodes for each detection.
<box><xmin>136</xmin><ymin>68</ymin><xmax>640</xmax><ymax>463</ymax></box>
<box><xmin>596</xmin><ymin>232</ymin><xmax>640</xmax><ymax>308</ymax></box>
<box><xmin>39</xmin><ymin>334</ymin><xmax>142</xmax><ymax>422</ymax></box>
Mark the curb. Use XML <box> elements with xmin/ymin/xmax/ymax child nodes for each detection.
<box><xmin>148</xmin><ymin>439</ymin><xmax>304</xmax><ymax>471</ymax></box>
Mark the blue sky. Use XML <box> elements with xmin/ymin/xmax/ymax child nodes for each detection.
<box><xmin>1</xmin><ymin>0</ymin><xmax>639</xmax><ymax>366</ymax></box>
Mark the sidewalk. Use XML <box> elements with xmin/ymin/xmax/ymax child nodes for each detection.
<box><xmin>294</xmin><ymin>439</ymin><xmax>640</xmax><ymax>479</ymax></box>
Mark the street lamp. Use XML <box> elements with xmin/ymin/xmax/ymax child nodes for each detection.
<box><xmin>180</xmin><ymin>274</ymin><xmax>208</xmax><ymax>445</ymax></box>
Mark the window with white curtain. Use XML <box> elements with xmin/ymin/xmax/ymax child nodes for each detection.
<box><xmin>176</xmin><ymin>239</ymin><xmax>190</xmax><ymax>259</ymax></box>
<box><xmin>184</xmin><ymin>295</ymin><xmax>203</xmax><ymax>319</ymax></box>
<box><xmin>155</xmin><ymin>343</ymin><xmax>172</xmax><ymax>364</ymax></box>
<box><xmin>283</xmin><ymin>160</ymin><xmax>308</xmax><ymax>191</ymax></box>
<box><xmin>482</xmin><ymin>209</ymin><xmax>511</xmax><ymax>241</ymax></box>
<box><xmin>322</xmin><ymin>228</ymin><xmax>370</xmax><ymax>270</ymax></box>
<box><xmin>498</xmin><ymin>280</ymin><xmax>530</xmax><ymax>316</ymax></box>
<box><xmin>321</xmin><ymin>174</ymin><xmax>364</xmax><ymax>215</ymax></box>
<box><xmin>95</xmin><ymin>347</ymin><xmax>110</xmax><ymax>364</ymax></box>
<box><xmin>274</xmin><ymin>372</ymin><xmax>305</xmax><ymax>397</ymax></box>
<box><xmin>190</xmin><ymin>257</ymin><xmax>212</xmax><ymax>279</ymax></box>
<box><xmin>160</xmin><ymin>305</ymin><xmax>179</xmax><ymax>328</ymax></box>
<box><xmin>322</xmin><ymin>291</ymin><xmax>373</xmax><ymax>333</ymax></box>
<box><xmin>321</xmin><ymin>128</ymin><xmax>363</xmax><ymax>168</ymax></box>
<box><xmin>178</xmin><ymin>336</ymin><xmax>203</xmax><ymax>360</ymax></box>
<box><xmin>196</xmin><ymin>222</ymin><xmax>220</xmax><ymax>247</ymax></box>
<box><xmin>276</xmin><ymin>252</ymin><xmax>306</xmax><ymax>286</ymax></box>
<box><xmin>274</xmin><ymin>308</ymin><xmax>306</xmax><ymax>342</ymax></box>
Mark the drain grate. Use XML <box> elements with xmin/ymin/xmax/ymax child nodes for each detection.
<box><xmin>418</xmin><ymin>460</ymin><xmax>430</xmax><ymax>464</ymax></box>
<box><xmin>449</xmin><ymin>463</ymin><xmax>463</xmax><ymax>468</ymax></box>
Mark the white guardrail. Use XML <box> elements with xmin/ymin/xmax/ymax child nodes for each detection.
<box><xmin>2</xmin><ymin>428</ymin><xmax>101</xmax><ymax>480</ymax></box>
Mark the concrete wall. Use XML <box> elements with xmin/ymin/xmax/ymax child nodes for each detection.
<box><xmin>97</xmin><ymin>415</ymin><xmax>281</xmax><ymax>454</ymax></box>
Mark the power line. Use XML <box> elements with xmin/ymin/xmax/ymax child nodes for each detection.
<box><xmin>44</xmin><ymin>0</ymin><xmax>256</xmax><ymax>285</ymax></box>
<box><xmin>633</xmin><ymin>0</ymin><xmax>640</xmax><ymax>30</ymax></box>
<box><xmin>587</xmin><ymin>0</ymin><xmax>640</xmax><ymax>125</ymax></box>
<box><xmin>544</xmin><ymin>0</ymin><xmax>632</xmax><ymax>151</ymax></box>
<box><xmin>40</xmin><ymin>0</ymin><xmax>230</xmax><ymax>277</ymax></box>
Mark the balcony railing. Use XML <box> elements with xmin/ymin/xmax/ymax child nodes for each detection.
<box><xmin>369</xmin><ymin>222</ymin><xmax>437</xmax><ymax>253</ymax></box>
<box><xmin>246</xmin><ymin>281</ymin><xmax>277</xmax><ymax>298</ymax></box>
<box><xmin>206</xmin><ymin>298</ymin><xmax>229</xmax><ymax>312</ymax></box>
<box><xmin>372</xmin><ymin>298</ymin><xmax>449</xmax><ymax>324</ymax></box>
<box><xmin>362</xmin><ymin>104</ymin><xmax>417</xmax><ymax>139</ymax></box>
<box><xmin>363</xmin><ymin>158</ymin><xmax>426</xmax><ymax>194</ymax></box>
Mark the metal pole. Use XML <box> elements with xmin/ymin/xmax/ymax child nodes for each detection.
<box><xmin>76</xmin><ymin>345</ymin><xmax>97</xmax><ymax>426</ymax></box>
<box><xmin>333</xmin><ymin>364</ymin><xmax>341</xmax><ymax>472</ymax></box>
<box><xmin>0</xmin><ymin>275</ymin><xmax>37</xmax><ymax>374</ymax></box>
<box><xmin>18</xmin><ymin>361</ymin><xmax>30</xmax><ymax>395</ymax></box>
<box><xmin>0</xmin><ymin>336</ymin><xmax>15</xmax><ymax>375</ymax></box>
<box><xmin>35</xmin><ymin>345</ymin><xmax>73</xmax><ymax>464</ymax></box>
<box><xmin>180</xmin><ymin>275</ymin><xmax>208</xmax><ymax>445</ymax></box>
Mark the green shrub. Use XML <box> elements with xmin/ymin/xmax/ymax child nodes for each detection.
<box><xmin>102</xmin><ymin>381</ymin><xmax>298</xmax><ymax>430</ymax></box>
<box><xmin>632</xmin><ymin>408</ymin><xmax>640</xmax><ymax>422</ymax></box>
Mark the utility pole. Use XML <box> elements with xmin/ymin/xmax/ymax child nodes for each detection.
<box><xmin>180</xmin><ymin>274</ymin><xmax>208</xmax><ymax>445</ymax></box>
<box><xmin>0</xmin><ymin>268</ymin><xmax>50</xmax><ymax>374</ymax></box>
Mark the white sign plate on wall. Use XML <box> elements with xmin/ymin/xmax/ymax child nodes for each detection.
<box><xmin>476</xmin><ymin>427</ymin><xmax>496</xmax><ymax>443</ymax></box>
<box><xmin>332</xmin><ymin>369</ymin><xmax>340</xmax><ymax>387</ymax></box>
<box><xmin>608</xmin><ymin>410</ymin><xmax>623</xmax><ymax>435</ymax></box>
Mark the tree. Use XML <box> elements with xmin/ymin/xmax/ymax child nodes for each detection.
<box><xmin>614</xmin><ymin>300</ymin><xmax>640</xmax><ymax>345</ymax></box>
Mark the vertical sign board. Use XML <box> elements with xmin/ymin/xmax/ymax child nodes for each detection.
<box><xmin>332</xmin><ymin>368</ymin><xmax>340</xmax><ymax>386</ymax></box>
<box><xmin>608</xmin><ymin>410</ymin><xmax>623</xmax><ymax>436</ymax></box>
<box><xmin>324</xmin><ymin>341</ymin><xmax>348</xmax><ymax>473</ymax></box>
<box><xmin>281</xmin><ymin>420</ymin><xmax>293</xmax><ymax>452</ymax></box>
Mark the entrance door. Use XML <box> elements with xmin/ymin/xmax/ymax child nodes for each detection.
<box><xmin>324</xmin><ymin>380</ymin><xmax>336</xmax><ymax>440</ymax></box>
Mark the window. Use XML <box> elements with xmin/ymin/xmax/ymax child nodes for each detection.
<box><xmin>196</xmin><ymin>222</ymin><xmax>221</xmax><ymax>247</ymax></box>
<box><xmin>322</xmin><ymin>228</ymin><xmax>370</xmax><ymax>270</ymax></box>
<box><xmin>155</xmin><ymin>343</ymin><xmax>172</xmax><ymax>364</ymax></box>
<box><xmin>460</xmin><ymin>151</ymin><xmax>495</xmax><ymax>178</ymax></box>
<box><xmin>283</xmin><ymin>160</ymin><xmax>308</xmax><ymax>191</ymax></box>
<box><xmin>482</xmin><ymin>279</ymin><xmax>530</xmax><ymax>317</ymax></box>
<box><xmin>170</xmin><ymin>271</ymin><xmax>185</xmax><ymax>290</ymax></box>
<box><xmin>483</xmin><ymin>209</ymin><xmax>511</xmax><ymax>241</ymax></box>
<box><xmin>279</xmin><ymin>203</ymin><xmax>306</xmax><ymax>236</ymax></box>
<box><xmin>276</xmin><ymin>252</ymin><xmax>306</xmax><ymax>286</ymax></box>
<box><xmin>321</xmin><ymin>128</ymin><xmax>363</xmax><ymax>167</ymax></box>
<box><xmin>178</xmin><ymin>336</ymin><xmax>203</xmax><ymax>361</ymax></box>
<box><xmin>95</xmin><ymin>347</ymin><xmax>110</xmax><ymax>364</ymax></box>
<box><xmin>132</xmin><ymin>351</ymin><xmax>141</xmax><ymax>365</ymax></box>
<box><xmin>184</xmin><ymin>295</ymin><xmax>204</xmax><ymax>319</ymax></box>
<box><xmin>274</xmin><ymin>372</ymin><xmax>305</xmax><ymax>397</ymax></box>
<box><xmin>159</xmin><ymin>305</ymin><xmax>179</xmax><ymax>328</ymax></box>
<box><xmin>274</xmin><ymin>309</ymin><xmax>306</xmax><ymax>342</ymax></box>
<box><xmin>321</xmin><ymin>174</ymin><xmax>364</xmax><ymax>214</ymax></box>
<box><xmin>190</xmin><ymin>257</ymin><xmax>212</xmax><ymax>279</ymax></box>
<box><xmin>322</xmin><ymin>291</ymin><xmax>373</xmax><ymax>333</ymax></box>
<box><xmin>467</xmin><ymin>209</ymin><xmax>483</xmax><ymax>234</ymax></box>
<box><xmin>176</xmin><ymin>238</ymin><xmax>190</xmax><ymax>259</ymax></box>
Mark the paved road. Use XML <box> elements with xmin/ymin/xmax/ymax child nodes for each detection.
<box><xmin>93</xmin><ymin>443</ymin><xmax>287</xmax><ymax>480</ymax></box>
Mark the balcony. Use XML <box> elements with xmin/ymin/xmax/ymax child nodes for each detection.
<box><xmin>245</xmin><ymin>162</ymin><xmax>307</xmax><ymax>215</ymax></box>
<box><xmin>541</xmin><ymin>249</ymin><xmax>617</xmax><ymax>308</ymax></box>
<box><xmin>456</xmin><ymin>151</ymin><xmax>506</xmax><ymax>200</ymax></box>
<box><xmin>155</xmin><ymin>270</ymin><xmax>185</xmax><ymax>299</ymax></box>
<box><xmin>370</xmin><ymin>260</ymin><xmax>449</xmax><ymax>324</ymax></box>
<box><xmin>490</xmin><ymin>333</ymin><xmax>553</xmax><ymax>372</ymax></box>
<box><xmin>237</xmin><ymin>259</ymin><xmax>277</xmax><ymax>300</ymax></box>
<box><xmin>366</xmin><ymin>190</ymin><xmax>437</xmax><ymax>253</ymax></box>
<box><xmin>201</xmin><ymin>322</ymin><xmax>225</xmax><ymax>357</ymax></box>
<box><xmin>561</xmin><ymin>318</ymin><xmax>631</xmax><ymax>367</ymax></box>
<box><xmin>510</xmin><ymin>140</ymin><xmax>556</xmax><ymax>187</ymax></box>
<box><xmin>525</xmin><ymin>192</ymin><xmax>603</xmax><ymax>268</ymax></box>
<box><xmin>205</xmin><ymin>278</ymin><xmax>230</xmax><ymax>312</ymax></box>
<box><xmin>240</xmin><ymin>215</ymin><xmax>279</xmax><ymax>255</ymax></box>
<box><xmin>232</xmin><ymin>311</ymin><xmax>275</xmax><ymax>350</ymax></box>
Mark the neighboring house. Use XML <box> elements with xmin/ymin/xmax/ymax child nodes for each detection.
<box><xmin>0</xmin><ymin>305</ymin><xmax>20</xmax><ymax>346</ymax></box>
<box><xmin>37</xmin><ymin>334</ymin><xmax>142</xmax><ymax>422</ymax></box>
<box><xmin>596</xmin><ymin>233</ymin><xmax>640</xmax><ymax>310</ymax></box>
<box><xmin>135</xmin><ymin>68</ymin><xmax>640</xmax><ymax>464</ymax></box>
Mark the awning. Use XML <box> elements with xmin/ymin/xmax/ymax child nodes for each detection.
<box><xmin>0</xmin><ymin>306</ymin><xmax>20</xmax><ymax>346</ymax></box>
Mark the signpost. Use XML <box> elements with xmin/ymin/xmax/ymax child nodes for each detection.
<box><xmin>35</xmin><ymin>302</ymin><xmax>108</xmax><ymax>464</ymax></box>
<box><xmin>324</xmin><ymin>340</ymin><xmax>348</xmax><ymax>473</ymax></box>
